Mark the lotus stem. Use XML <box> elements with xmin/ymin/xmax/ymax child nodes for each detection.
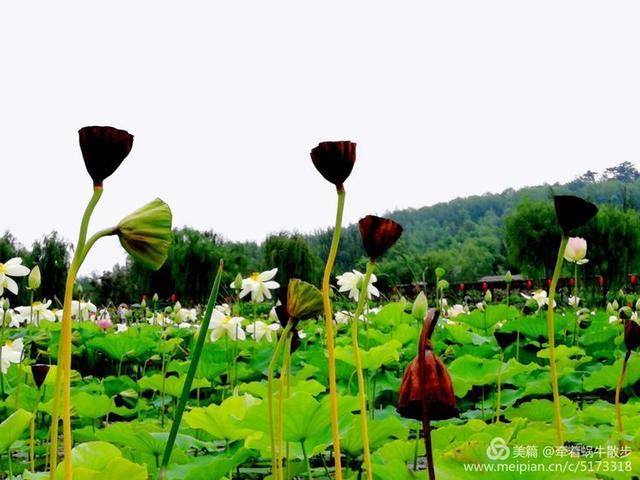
<box><xmin>547</xmin><ymin>233</ymin><xmax>568</xmax><ymax>446</ymax></box>
<box><xmin>351</xmin><ymin>260</ymin><xmax>375</xmax><ymax>480</ymax></box>
<box><xmin>267</xmin><ymin>320</ymin><xmax>294</xmax><ymax>478</ymax></box>
<box><xmin>320</xmin><ymin>186</ymin><xmax>346</xmax><ymax>479</ymax></box>
<box><xmin>572</xmin><ymin>263</ymin><xmax>579</xmax><ymax>346</ymax></box>
<box><xmin>494</xmin><ymin>352</ymin><xmax>503</xmax><ymax>423</ymax></box>
<box><xmin>50</xmin><ymin>186</ymin><xmax>103</xmax><ymax>480</ymax></box>
<box><xmin>615</xmin><ymin>350</ymin><xmax>631</xmax><ymax>444</ymax></box>
<box><xmin>277</xmin><ymin>333</ymin><xmax>293</xmax><ymax>479</ymax></box>
<box><xmin>30</xmin><ymin>387</ymin><xmax>42</xmax><ymax>472</ymax></box>
<box><xmin>159</xmin><ymin>261</ymin><xmax>224</xmax><ymax>472</ymax></box>
<box><xmin>417</xmin><ymin>313</ymin><xmax>437</xmax><ymax>480</ymax></box>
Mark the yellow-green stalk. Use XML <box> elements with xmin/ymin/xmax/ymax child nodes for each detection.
<box><xmin>546</xmin><ymin>234</ymin><xmax>568</xmax><ymax>446</ymax></box>
<box><xmin>320</xmin><ymin>187</ymin><xmax>346</xmax><ymax>479</ymax></box>
<box><xmin>351</xmin><ymin>261</ymin><xmax>376</xmax><ymax>480</ymax></box>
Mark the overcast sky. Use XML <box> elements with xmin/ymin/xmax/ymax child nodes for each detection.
<box><xmin>2</xmin><ymin>1</ymin><xmax>640</xmax><ymax>276</ymax></box>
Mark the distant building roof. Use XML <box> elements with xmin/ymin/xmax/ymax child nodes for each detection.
<box><xmin>479</xmin><ymin>274</ymin><xmax>524</xmax><ymax>282</ymax></box>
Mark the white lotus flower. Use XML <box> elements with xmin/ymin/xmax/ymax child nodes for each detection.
<box><xmin>245</xmin><ymin>320</ymin><xmax>280</xmax><ymax>342</ymax></box>
<box><xmin>237</xmin><ymin>269</ymin><xmax>280</xmax><ymax>303</ymax></box>
<box><xmin>215</xmin><ymin>303</ymin><xmax>231</xmax><ymax>315</ymax></box>
<box><xmin>15</xmin><ymin>300</ymin><xmax>56</xmax><ymax>325</ymax></box>
<box><xmin>177</xmin><ymin>307</ymin><xmax>197</xmax><ymax>323</ymax></box>
<box><xmin>336</xmin><ymin>270</ymin><xmax>379</xmax><ymax>302</ymax></box>
<box><xmin>521</xmin><ymin>290</ymin><xmax>556</xmax><ymax>309</ymax></box>
<box><xmin>209</xmin><ymin>310</ymin><xmax>246</xmax><ymax>341</ymax></box>
<box><xmin>334</xmin><ymin>310</ymin><xmax>366</xmax><ymax>325</ymax></box>
<box><xmin>0</xmin><ymin>258</ymin><xmax>30</xmax><ymax>296</ymax></box>
<box><xmin>447</xmin><ymin>304</ymin><xmax>466</xmax><ymax>318</ymax></box>
<box><xmin>71</xmin><ymin>300</ymin><xmax>97</xmax><ymax>321</ymax></box>
<box><xmin>564</xmin><ymin>237</ymin><xmax>588</xmax><ymax>265</ymax></box>
<box><xmin>334</xmin><ymin>311</ymin><xmax>352</xmax><ymax>325</ymax></box>
<box><xmin>115</xmin><ymin>323</ymin><xmax>129</xmax><ymax>334</ymax></box>
<box><xmin>568</xmin><ymin>296</ymin><xmax>580</xmax><ymax>307</ymax></box>
<box><xmin>1</xmin><ymin>337</ymin><xmax>23</xmax><ymax>374</ymax></box>
<box><xmin>476</xmin><ymin>302</ymin><xmax>485</xmax><ymax>312</ymax></box>
<box><xmin>0</xmin><ymin>307</ymin><xmax>21</xmax><ymax>328</ymax></box>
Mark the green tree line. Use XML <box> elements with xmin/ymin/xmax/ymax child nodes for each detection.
<box><xmin>3</xmin><ymin>162</ymin><xmax>640</xmax><ymax>306</ymax></box>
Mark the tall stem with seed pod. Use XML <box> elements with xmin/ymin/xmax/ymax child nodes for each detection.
<box><xmin>546</xmin><ymin>233</ymin><xmax>568</xmax><ymax>446</ymax></box>
<box><xmin>320</xmin><ymin>187</ymin><xmax>346</xmax><ymax>479</ymax></box>
<box><xmin>351</xmin><ymin>261</ymin><xmax>376</xmax><ymax>480</ymax></box>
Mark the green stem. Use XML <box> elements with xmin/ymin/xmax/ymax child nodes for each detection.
<box><xmin>160</xmin><ymin>327</ymin><xmax>167</xmax><ymax>428</ymax></box>
<box><xmin>0</xmin><ymin>308</ymin><xmax>8</xmax><ymax>397</ymax></box>
<box><xmin>267</xmin><ymin>321</ymin><xmax>294</xmax><ymax>478</ymax></box>
<box><xmin>615</xmin><ymin>350</ymin><xmax>631</xmax><ymax>444</ymax></box>
<box><xmin>301</xmin><ymin>441</ymin><xmax>313</xmax><ymax>480</ymax></box>
<box><xmin>159</xmin><ymin>261</ymin><xmax>224</xmax><ymax>472</ymax></box>
<box><xmin>277</xmin><ymin>334</ymin><xmax>293</xmax><ymax>479</ymax></box>
<box><xmin>547</xmin><ymin>234</ymin><xmax>568</xmax><ymax>446</ymax></box>
<box><xmin>572</xmin><ymin>263</ymin><xmax>579</xmax><ymax>346</ymax></box>
<box><xmin>412</xmin><ymin>427</ymin><xmax>419</xmax><ymax>471</ymax></box>
<box><xmin>50</xmin><ymin>186</ymin><xmax>104</xmax><ymax>480</ymax></box>
<box><xmin>494</xmin><ymin>351</ymin><xmax>503</xmax><ymax>423</ymax></box>
<box><xmin>351</xmin><ymin>261</ymin><xmax>375</xmax><ymax>480</ymax></box>
<box><xmin>320</xmin><ymin>186</ymin><xmax>346</xmax><ymax>480</ymax></box>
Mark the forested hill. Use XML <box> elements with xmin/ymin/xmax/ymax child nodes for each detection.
<box><xmin>306</xmin><ymin>162</ymin><xmax>640</xmax><ymax>288</ymax></box>
<box><xmin>4</xmin><ymin>163</ymin><xmax>640</xmax><ymax>306</ymax></box>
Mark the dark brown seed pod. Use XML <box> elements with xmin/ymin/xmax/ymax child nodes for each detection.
<box><xmin>31</xmin><ymin>363</ymin><xmax>50</xmax><ymax>389</ymax></box>
<box><xmin>624</xmin><ymin>319</ymin><xmax>640</xmax><ymax>351</ymax></box>
<box><xmin>397</xmin><ymin>309</ymin><xmax>457</xmax><ymax>421</ymax></box>
<box><xmin>310</xmin><ymin>141</ymin><xmax>356</xmax><ymax>189</ymax></box>
<box><xmin>494</xmin><ymin>331</ymin><xmax>518</xmax><ymax>351</ymax></box>
<box><xmin>79</xmin><ymin>126</ymin><xmax>134</xmax><ymax>187</ymax></box>
<box><xmin>553</xmin><ymin>195</ymin><xmax>598</xmax><ymax>234</ymax></box>
<box><xmin>358</xmin><ymin>215</ymin><xmax>403</xmax><ymax>261</ymax></box>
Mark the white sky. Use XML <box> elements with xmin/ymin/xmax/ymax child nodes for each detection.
<box><xmin>2</xmin><ymin>1</ymin><xmax>640</xmax><ymax>276</ymax></box>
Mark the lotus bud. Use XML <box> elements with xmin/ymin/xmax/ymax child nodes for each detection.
<box><xmin>310</xmin><ymin>141</ymin><xmax>356</xmax><ymax>189</ymax></box>
<box><xmin>564</xmin><ymin>237</ymin><xmax>589</xmax><ymax>264</ymax></box>
<box><xmin>28</xmin><ymin>265</ymin><xmax>41</xmax><ymax>290</ymax></box>
<box><xmin>174</xmin><ymin>301</ymin><xmax>182</xmax><ymax>312</ymax></box>
<box><xmin>234</xmin><ymin>273</ymin><xmax>243</xmax><ymax>291</ymax></box>
<box><xmin>2</xmin><ymin>298</ymin><xmax>9</xmax><ymax>310</ymax></box>
<box><xmin>286</xmin><ymin>279</ymin><xmax>323</xmax><ymax>324</ymax></box>
<box><xmin>164</xmin><ymin>306</ymin><xmax>173</xmax><ymax>315</ymax></box>
<box><xmin>612</xmin><ymin>300</ymin><xmax>620</xmax><ymax>311</ymax></box>
<box><xmin>553</xmin><ymin>195</ymin><xmax>598</xmax><ymax>234</ymax></box>
<box><xmin>412</xmin><ymin>291</ymin><xmax>428</xmax><ymax>321</ymax></box>
<box><xmin>31</xmin><ymin>364</ymin><xmax>50</xmax><ymax>389</ymax></box>
<box><xmin>504</xmin><ymin>271</ymin><xmax>513</xmax><ymax>284</ymax></box>
<box><xmin>624</xmin><ymin>318</ymin><xmax>640</xmax><ymax>351</ymax></box>
<box><xmin>140</xmin><ymin>299</ymin><xmax>147</xmax><ymax>309</ymax></box>
<box><xmin>619</xmin><ymin>306</ymin><xmax>633</xmax><ymax>320</ymax></box>
<box><xmin>75</xmin><ymin>284</ymin><xmax>84</xmax><ymax>298</ymax></box>
<box><xmin>635</xmin><ymin>299</ymin><xmax>640</xmax><ymax>311</ymax></box>
<box><xmin>484</xmin><ymin>289</ymin><xmax>493</xmax><ymax>303</ymax></box>
<box><xmin>152</xmin><ymin>293</ymin><xmax>159</xmax><ymax>303</ymax></box>
<box><xmin>79</xmin><ymin>126</ymin><xmax>134</xmax><ymax>187</ymax></box>
<box><xmin>115</xmin><ymin>198</ymin><xmax>173</xmax><ymax>270</ymax></box>
<box><xmin>358</xmin><ymin>215</ymin><xmax>403</xmax><ymax>261</ymax></box>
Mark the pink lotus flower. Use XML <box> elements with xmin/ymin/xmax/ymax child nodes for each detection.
<box><xmin>97</xmin><ymin>317</ymin><xmax>113</xmax><ymax>330</ymax></box>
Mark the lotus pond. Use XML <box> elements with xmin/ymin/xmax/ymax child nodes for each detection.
<box><xmin>0</xmin><ymin>132</ymin><xmax>638</xmax><ymax>479</ymax></box>
<box><xmin>0</xmin><ymin>291</ymin><xmax>639</xmax><ymax>479</ymax></box>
